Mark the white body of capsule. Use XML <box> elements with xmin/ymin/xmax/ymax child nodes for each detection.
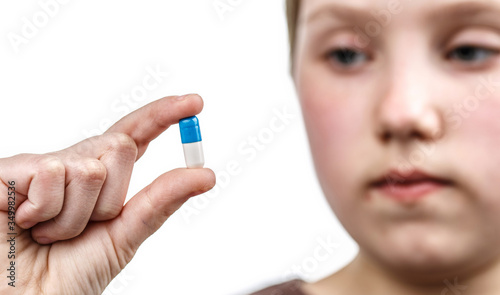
<box><xmin>182</xmin><ymin>141</ymin><xmax>204</xmax><ymax>168</ymax></box>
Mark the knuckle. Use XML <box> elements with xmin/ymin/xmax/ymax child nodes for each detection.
<box><xmin>35</xmin><ymin>155</ymin><xmax>65</xmax><ymax>179</ymax></box>
<box><xmin>75</xmin><ymin>159</ymin><xmax>107</xmax><ymax>183</ymax></box>
<box><xmin>103</xmin><ymin>133</ymin><xmax>138</xmax><ymax>158</ymax></box>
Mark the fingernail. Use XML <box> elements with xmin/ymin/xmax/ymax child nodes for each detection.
<box><xmin>176</xmin><ymin>94</ymin><xmax>190</xmax><ymax>101</ymax></box>
<box><xmin>19</xmin><ymin>221</ymin><xmax>36</xmax><ymax>229</ymax></box>
<box><xmin>36</xmin><ymin>237</ymin><xmax>54</xmax><ymax>245</ymax></box>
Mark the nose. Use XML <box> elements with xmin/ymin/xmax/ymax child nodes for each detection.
<box><xmin>375</xmin><ymin>68</ymin><xmax>444</xmax><ymax>143</ymax></box>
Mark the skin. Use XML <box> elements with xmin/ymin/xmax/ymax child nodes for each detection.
<box><xmin>293</xmin><ymin>0</ymin><xmax>500</xmax><ymax>294</ymax></box>
<box><xmin>0</xmin><ymin>94</ymin><xmax>215</xmax><ymax>294</ymax></box>
<box><xmin>3</xmin><ymin>1</ymin><xmax>500</xmax><ymax>293</ymax></box>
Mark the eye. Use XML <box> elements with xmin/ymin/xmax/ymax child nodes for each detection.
<box><xmin>447</xmin><ymin>45</ymin><xmax>499</xmax><ymax>63</ymax></box>
<box><xmin>326</xmin><ymin>48</ymin><xmax>368</xmax><ymax>67</ymax></box>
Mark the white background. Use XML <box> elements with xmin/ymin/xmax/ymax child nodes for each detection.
<box><xmin>0</xmin><ymin>1</ymin><xmax>358</xmax><ymax>294</ymax></box>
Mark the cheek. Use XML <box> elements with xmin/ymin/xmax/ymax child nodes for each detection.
<box><xmin>298</xmin><ymin>74</ymin><xmax>372</xmax><ymax>209</ymax></box>
<box><xmin>301</xmin><ymin>95</ymin><xmax>357</xmax><ymax>157</ymax></box>
<box><xmin>453</xmin><ymin>95</ymin><xmax>500</xmax><ymax>210</ymax></box>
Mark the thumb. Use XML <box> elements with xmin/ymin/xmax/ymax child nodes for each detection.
<box><xmin>107</xmin><ymin>168</ymin><xmax>215</xmax><ymax>258</ymax></box>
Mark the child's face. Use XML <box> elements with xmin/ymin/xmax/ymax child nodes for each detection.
<box><xmin>294</xmin><ymin>0</ymin><xmax>500</xmax><ymax>277</ymax></box>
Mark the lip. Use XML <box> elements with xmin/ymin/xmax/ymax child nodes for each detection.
<box><xmin>369</xmin><ymin>169</ymin><xmax>452</xmax><ymax>202</ymax></box>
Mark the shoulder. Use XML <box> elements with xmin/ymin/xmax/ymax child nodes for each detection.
<box><xmin>249</xmin><ymin>279</ymin><xmax>306</xmax><ymax>295</ymax></box>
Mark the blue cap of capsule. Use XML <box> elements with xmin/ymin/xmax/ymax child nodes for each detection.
<box><xmin>179</xmin><ymin>116</ymin><xmax>202</xmax><ymax>144</ymax></box>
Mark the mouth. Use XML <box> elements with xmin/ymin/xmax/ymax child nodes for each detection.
<box><xmin>369</xmin><ymin>169</ymin><xmax>453</xmax><ymax>202</ymax></box>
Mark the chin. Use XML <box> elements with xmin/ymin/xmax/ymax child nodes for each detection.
<box><xmin>363</xmin><ymin>229</ymin><xmax>488</xmax><ymax>282</ymax></box>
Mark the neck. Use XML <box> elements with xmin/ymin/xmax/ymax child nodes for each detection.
<box><xmin>303</xmin><ymin>250</ymin><xmax>500</xmax><ymax>295</ymax></box>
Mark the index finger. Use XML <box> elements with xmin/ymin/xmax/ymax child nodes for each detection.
<box><xmin>105</xmin><ymin>94</ymin><xmax>203</xmax><ymax>160</ymax></box>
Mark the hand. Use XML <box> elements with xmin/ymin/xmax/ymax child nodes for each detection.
<box><xmin>0</xmin><ymin>94</ymin><xmax>215</xmax><ymax>295</ymax></box>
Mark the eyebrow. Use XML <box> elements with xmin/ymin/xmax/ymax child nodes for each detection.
<box><xmin>423</xmin><ymin>2</ymin><xmax>500</xmax><ymax>23</ymax></box>
<box><xmin>302</xmin><ymin>3</ymin><xmax>372</xmax><ymax>25</ymax></box>
<box><xmin>302</xmin><ymin>1</ymin><xmax>500</xmax><ymax>26</ymax></box>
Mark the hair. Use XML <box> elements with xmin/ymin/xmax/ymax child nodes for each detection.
<box><xmin>286</xmin><ymin>0</ymin><xmax>300</xmax><ymax>72</ymax></box>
